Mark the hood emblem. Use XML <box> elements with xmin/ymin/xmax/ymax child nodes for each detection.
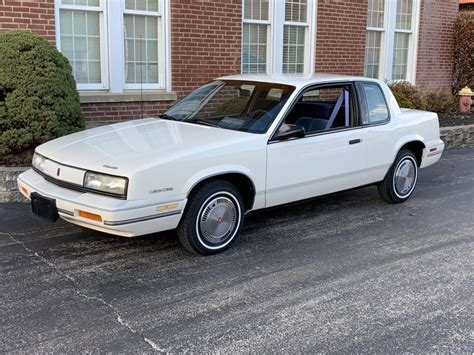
<box><xmin>57</xmin><ymin>168</ymin><xmax>61</xmax><ymax>177</ymax></box>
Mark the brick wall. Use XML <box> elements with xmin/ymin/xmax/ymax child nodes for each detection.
<box><xmin>82</xmin><ymin>101</ymin><xmax>174</xmax><ymax>127</ymax></box>
<box><xmin>416</xmin><ymin>0</ymin><xmax>459</xmax><ymax>90</ymax></box>
<box><xmin>315</xmin><ymin>0</ymin><xmax>368</xmax><ymax>75</ymax></box>
<box><xmin>82</xmin><ymin>0</ymin><xmax>243</xmax><ymax>123</ymax></box>
<box><xmin>0</xmin><ymin>0</ymin><xmax>55</xmax><ymax>43</ymax></box>
<box><xmin>170</xmin><ymin>0</ymin><xmax>242</xmax><ymax>98</ymax></box>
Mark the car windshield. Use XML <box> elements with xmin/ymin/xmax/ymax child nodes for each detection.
<box><xmin>162</xmin><ymin>80</ymin><xmax>296</xmax><ymax>133</ymax></box>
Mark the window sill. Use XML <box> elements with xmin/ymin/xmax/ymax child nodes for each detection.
<box><xmin>79</xmin><ymin>91</ymin><xmax>177</xmax><ymax>104</ymax></box>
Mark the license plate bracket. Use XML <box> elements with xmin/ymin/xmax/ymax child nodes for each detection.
<box><xmin>31</xmin><ymin>192</ymin><xmax>59</xmax><ymax>222</ymax></box>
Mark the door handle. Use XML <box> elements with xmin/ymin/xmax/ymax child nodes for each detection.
<box><xmin>349</xmin><ymin>138</ymin><xmax>362</xmax><ymax>145</ymax></box>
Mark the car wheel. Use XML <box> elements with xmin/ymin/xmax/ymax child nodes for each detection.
<box><xmin>378</xmin><ymin>149</ymin><xmax>418</xmax><ymax>204</ymax></box>
<box><xmin>177</xmin><ymin>180</ymin><xmax>244</xmax><ymax>255</ymax></box>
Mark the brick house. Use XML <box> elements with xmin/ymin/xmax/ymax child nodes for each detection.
<box><xmin>0</xmin><ymin>0</ymin><xmax>459</xmax><ymax>125</ymax></box>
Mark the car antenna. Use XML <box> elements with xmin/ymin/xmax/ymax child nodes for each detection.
<box><xmin>139</xmin><ymin>34</ymin><xmax>144</xmax><ymax>119</ymax></box>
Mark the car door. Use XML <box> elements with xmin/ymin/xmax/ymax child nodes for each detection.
<box><xmin>357</xmin><ymin>81</ymin><xmax>395</xmax><ymax>184</ymax></box>
<box><xmin>265</xmin><ymin>83</ymin><xmax>368</xmax><ymax>207</ymax></box>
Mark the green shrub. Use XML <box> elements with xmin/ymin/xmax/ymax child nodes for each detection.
<box><xmin>423</xmin><ymin>88</ymin><xmax>456</xmax><ymax>114</ymax></box>
<box><xmin>394</xmin><ymin>93</ymin><xmax>416</xmax><ymax>109</ymax></box>
<box><xmin>388</xmin><ymin>81</ymin><xmax>427</xmax><ymax>110</ymax></box>
<box><xmin>0</xmin><ymin>30</ymin><xmax>84</xmax><ymax>166</ymax></box>
<box><xmin>453</xmin><ymin>11</ymin><xmax>474</xmax><ymax>93</ymax></box>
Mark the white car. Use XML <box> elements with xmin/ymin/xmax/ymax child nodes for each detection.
<box><xmin>18</xmin><ymin>74</ymin><xmax>445</xmax><ymax>255</ymax></box>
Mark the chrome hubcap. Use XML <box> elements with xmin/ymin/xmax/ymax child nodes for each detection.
<box><xmin>394</xmin><ymin>159</ymin><xmax>416</xmax><ymax>196</ymax></box>
<box><xmin>198</xmin><ymin>196</ymin><xmax>237</xmax><ymax>246</ymax></box>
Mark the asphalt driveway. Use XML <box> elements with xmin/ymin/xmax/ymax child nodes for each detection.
<box><xmin>1</xmin><ymin>148</ymin><xmax>473</xmax><ymax>353</ymax></box>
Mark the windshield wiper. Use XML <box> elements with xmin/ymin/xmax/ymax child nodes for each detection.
<box><xmin>158</xmin><ymin>113</ymin><xmax>178</xmax><ymax>121</ymax></box>
<box><xmin>186</xmin><ymin>118</ymin><xmax>220</xmax><ymax>128</ymax></box>
<box><xmin>197</xmin><ymin>119</ymin><xmax>220</xmax><ymax>128</ymax></box>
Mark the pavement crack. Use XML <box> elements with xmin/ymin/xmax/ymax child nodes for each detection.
<box><xmin>3</xmin><ymin>232</ymin><xmax>168</xmax><ymax>353</ymax></box>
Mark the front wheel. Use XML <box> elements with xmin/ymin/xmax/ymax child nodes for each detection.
<box><xmin>378</xmin><ymin>149</ymin><xmax>418</xmax><ymax>204</ymax></box>
<box><xmin>177</xmin><ymin>180</ymin><xmax>244</xmax><ymax>255</ymax></box>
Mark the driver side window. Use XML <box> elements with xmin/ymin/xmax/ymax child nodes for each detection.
<box><xmin>285</xmin><ymin>84</ymin><xmax>355</xmax><ymax>134</ymax></box>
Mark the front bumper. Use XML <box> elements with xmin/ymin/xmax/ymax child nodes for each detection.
<box><xmin>18</xmin><ymin>169</ymin><xmax>186</xmax><ymax>237</ymax></box>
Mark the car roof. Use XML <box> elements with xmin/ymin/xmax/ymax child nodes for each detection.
<box><xmin>216</xmin><ymin>73</ymin><xmax>380</xmax><ymax>89</ymax></box>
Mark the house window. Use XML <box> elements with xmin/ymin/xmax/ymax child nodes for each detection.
<box><xmin>242</xmin><ymin>0</ymin><xmax>270</xmax><ymax>74</ymax></box>
<box><xmin>124</xmin><ymin>0</ymin><xmax>161</xmax><ymax>87</ymax></box>
<box><xmin>283</xmin><ymin>0</ymin><xmax>308</xmax><ymax>73</ymax></box>
<box><xmin>364</xmin><ymin>0</ymin><xmax>384</xmax><ymax>79</ymax></box>
<box><xmin>241</xmin><ymin>0</ymin><xmax>315</xmax><ymax>75</ymax></box>
<box><xmin>56</xmin><ymin>0</ymin><xmax>170</xmax><ymax>92</ymax></box>
<box><xmin>364</xmin><ymin>0</ymin><xmax>419</xmax><ymax>83</ymax></box>
<box><xmin>58</xmin><ymin>0</ymin><xmax>105</xmax><ymax>90</ymax></box>
<box><xmin>392</xmin><ymin>0</ymin><xmax>414</xmax><ymax>80</ymax></box>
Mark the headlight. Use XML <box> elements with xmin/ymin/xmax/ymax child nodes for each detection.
<box><xmin>83</xmin><ymin>171</ymin><xmax>128</xmax><ymax>197</ymax></box>
<box><xmin>32</xmin><ymin>152</ymin><xmax>46</xmax><ymax>172</ymax></box>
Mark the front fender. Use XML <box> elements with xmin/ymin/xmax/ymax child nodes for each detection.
<box><xmin>182</xmin><ymin>164</ymin><xmax>256</xmax><ymax>196</ymax></box>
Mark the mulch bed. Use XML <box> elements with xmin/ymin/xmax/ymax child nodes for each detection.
<box><xmin>438</xmin><ymin>112</ymin><xmax>474</xmax><ymax>127</ymax></box>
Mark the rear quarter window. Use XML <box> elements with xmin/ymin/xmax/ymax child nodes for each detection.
<box><xmin>361</xmin><ymin>82</ymin><xmax>389</xmax><ymax>124</ymax></box>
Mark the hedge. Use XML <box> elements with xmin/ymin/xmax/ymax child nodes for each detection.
<box><xmin>0</xmin><ymin>30</ymin><xmax>84</xmax><ymax>166</ymax></box>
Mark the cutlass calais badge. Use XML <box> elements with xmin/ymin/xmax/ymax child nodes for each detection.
<box><xmin>149</xmin><ymin>187</ymin><xmax>173</xmax><ymax>194</ymax></box>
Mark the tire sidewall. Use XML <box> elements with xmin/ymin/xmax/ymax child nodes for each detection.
<box><xmin>184</xmin><ymin>182</ymin><xmax>244</xmax><ymax>254</ymax></box>
<box><xmin>390</xmin><ymin>152</ymin><xmax>418</xmax><ymax>202</ymax></box>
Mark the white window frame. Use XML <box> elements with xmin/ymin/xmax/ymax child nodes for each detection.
<box><xmin>241</xmin><ymin>0</ymin><xmax>273</xmax><ymax>74</ymax></box>
<box><xmin>365</xmin><ymin>0</ymin><xmax>388</xmax><ymax>80</ymax></box>
<box><xmin>241</xmin><ymin>0</ymin><xmax>316</xmax><ymax>76</ymax></box>
<box><xmin>56</xmin><ymin>0</ymin><xmax>109</xmax><ymax>91</ymax></box>
<box><xmin>123</xmin><ymin>3</ymin><xmax>167</xmax><ymax>90</ymax></box>
<box><xmin>365</xmin><ymin>0</ymin><xmax>420</xmax><ymax>83</ymax></box>
<box><xmin>55</xmin><ymin>0</ymin><xmax>171</xmax><ymax>93</ymax></box>
<box><xmin>281</xmin><ymin>0</ymin><xmax>313</xmax><ymax>74</ymax></box>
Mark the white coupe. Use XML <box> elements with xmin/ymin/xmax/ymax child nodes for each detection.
<box><xmin>18</xmin><ymin>74</ymin><xmax>445</xmax><ymax>255</ymax></box>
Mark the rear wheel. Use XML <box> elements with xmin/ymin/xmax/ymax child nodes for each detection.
<box><xmin>177</xmin><ymin>180</ymin><xmax>244</xmax><ymax>255</ymax></box>
<box><xmin>378</xmin><ymin>149</ymin><xmax>418</xmax><ymax>204</ymax></box>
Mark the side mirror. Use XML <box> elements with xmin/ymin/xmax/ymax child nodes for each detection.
<box><xmin>274</xmin><ymin>124</ymin><xmax>305</xmax><ymax>141</ymax></box>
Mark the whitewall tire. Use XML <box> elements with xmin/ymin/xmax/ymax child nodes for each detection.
<box><xmin>378</xmin><ymin>149</ymin><xmax>419</xmax><ymax>204</ymax></box>
<box><xmin>177</xmin><ymin>180</ymin><xmax>244</xmax><ymax>255</ymax></box>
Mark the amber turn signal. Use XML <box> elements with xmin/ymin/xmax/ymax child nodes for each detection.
<box><xmin>78</xmin><ymin>210</ymin><xmax>102</xmax><ymax>222</ymax></box>
<box><xmin>157</xmin><ymin>203</ymin><xmax>179</xmax><ymax>212</ymax></box>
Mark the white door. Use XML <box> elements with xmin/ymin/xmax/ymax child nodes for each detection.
<box><xmin>265</xmin><ymin>129</ymin><xmax>367</xmax><ymax>207</ymax></box>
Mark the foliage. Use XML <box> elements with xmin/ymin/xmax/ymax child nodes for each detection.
<box><xmin>453</xmin><ymin>11</ymin><xmax>474</xmax><ymax>93</ymax></box>
<box><xmin>389</xmin><ymin>82</ymin><xmax>457</xmax><ymax>114</ymax></box>
<box><xmin>388</xmin><ymin>81</ymin><xmax>427</xmax><ymax>110</ymax></box>
<box><xmin>423</xmin><ymin>88</ymin><xmax>456</xmax><ymax>114</ymax></box>
<box><xmin>0</xmin><ymin>30</ymin><xmax>84</xmax><ymax>166</ymax></box>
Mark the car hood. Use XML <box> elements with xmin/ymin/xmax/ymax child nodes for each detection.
<box><xmin>36</xmin><ymin>118</ymin><xmax>262</xmax><ymax>175</ymax></box>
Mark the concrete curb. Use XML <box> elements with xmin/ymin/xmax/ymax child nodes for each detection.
<box><xmin>0</xmin><ymin>166</ymin><xmax>29</xmax><ymax>203</ymax></box>
<box><xmin>1</xmin><ymin>125</ymin><xmax>473</xmax><ymax>203</ymax></box>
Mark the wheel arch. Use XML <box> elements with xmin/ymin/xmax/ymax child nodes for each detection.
<box><xmin>186</xmin><ymin>171</ymin><xmax>256</xmax><ymax>212</ymax></box>
<box><xmin>393</xmin><ymin>136</ymin><xmax>426</xmax><ymax>166</ymax></box>
<box><xmin>399</xmin><ymin>141</ymin><xmax>425</xmax><ymax>166</ymax></box>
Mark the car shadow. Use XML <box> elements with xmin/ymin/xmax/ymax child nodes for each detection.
<box><xmin>3</xmin><ymin>184</ymin><xmax>388</xmax><ymax>258</ymax></box>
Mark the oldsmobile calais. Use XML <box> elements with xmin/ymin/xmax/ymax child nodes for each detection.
<box><xmin>17</xmin><ymin>74</ymin><xmax>445</xmax><ymax>255</ymax></box>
